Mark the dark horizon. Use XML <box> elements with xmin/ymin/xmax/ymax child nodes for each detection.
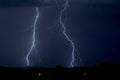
<box><xmin>0</xmin><ymin>63</ymin><xmax>120</xmax><ymax>80</ymax></box>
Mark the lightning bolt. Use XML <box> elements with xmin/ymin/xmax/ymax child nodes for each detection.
<box><xmin>59</xmin><ymin>0</ymin><xmax>75</xmax><ymax>67</ymax></box>
<box><xmin>26</xmin><ymin>7</ymin><xmax>39</xmax><ymax>66</ymax></box>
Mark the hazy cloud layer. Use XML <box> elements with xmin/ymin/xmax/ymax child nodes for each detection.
<box><xmin>0</xmin><ymin>0</ymin><xmax>120</xmax><ymax>7</ymax></box>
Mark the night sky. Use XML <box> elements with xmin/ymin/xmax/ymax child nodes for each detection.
<box><xmin>0</xmin><ymin>0</ymin><xmax>120</xmax><ymax>67</ymax></box>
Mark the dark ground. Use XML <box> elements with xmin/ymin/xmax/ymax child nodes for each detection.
<box><xmin>0</xmin><ymin>63</ymin><xmax>120</xmax><ymax>80</ymax></box>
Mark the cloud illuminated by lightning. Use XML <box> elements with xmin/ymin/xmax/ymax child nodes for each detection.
<box><xmin>59</xmin><ymin>0</ymin><xmax>75</xmax><ymax>67</ymax></box>
<box><xmin>26</xmin><ymin>7</ymin><xmax>39</xmax><ymax>66</ymax></box>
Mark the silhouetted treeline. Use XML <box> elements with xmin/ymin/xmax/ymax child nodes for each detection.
<box><xmin>0</xmin><ymin>63</ymin><xmax>120</xmax><ymax>80</ymax></box>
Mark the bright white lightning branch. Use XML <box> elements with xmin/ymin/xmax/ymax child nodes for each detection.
<box><xmin>59</xmin><ymin>0</ymin><xmax>75</xmax><ymax>67</ymax></box>
<box><xmin>26</xmin><ymin>7</ymin><xmax>39</xmax><ymax>66</ymax></box>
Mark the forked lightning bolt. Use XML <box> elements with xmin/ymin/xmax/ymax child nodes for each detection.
<box><xmin>26</xmin><ymin>7</ymin><xmax>39</xmax><ymax>66</ymax></box>
<box><xmin>59</xmin><ymin>0</ymin><xmax>75</xmax><ymax>67</ymax></box>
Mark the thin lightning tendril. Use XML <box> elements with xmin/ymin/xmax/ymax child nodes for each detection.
<box><xmin>59</xmin><ymin>0</ymin><xmax>75</xmax><ymax>67</ymax></box>
<box><xmin>26</xmin><ymin>7</ymin><xmax>39</xmax><ymax>66</ymax></box>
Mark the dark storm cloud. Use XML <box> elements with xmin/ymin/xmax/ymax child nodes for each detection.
<box><xmin>0</xmin><ymin>0</ymin><xmax>120</xmax><ymax>7</ymax></box>
<box><xmin>0</xmin><ymin>0</ymin><xmax>38</xmax><ymax>7</ymax></box>
<box><xmin>0</xmin><ymin>0</ymin><xmax>56</xmax><ymax>7</ymax></box>
<box><xmin>75</xmin><ymin>0</ymin><xmax>120</xmax><ymax>3</ymax></box>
